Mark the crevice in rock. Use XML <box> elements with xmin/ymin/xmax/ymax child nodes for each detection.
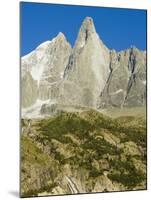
<box><xmin>100</xmin><ymin>51</ymin><xmax>113</xmax><ymax>98</ymax></box>
<box><xmin>85</xmin><ymin>29</ymin><xmax>89</xmax><ymax>42</ymax></box>
<box><xmin>124</xmin><ymin>48</ymin><xmax>137</xmax><ymax>103</ymax></box>
<box><xmin>63</xmin><ymin>54</ymin><xmax>74</xmax><ymax>78</ymax></box>
<box><xmin>98</xmin><ymin>51</ymin><xmax>114</xmax><ymax>109</ymax></box>
<box><xmin>128</xmin><ymin>48</ymin><xmax>136</xmax><ymax>73</ymax></box>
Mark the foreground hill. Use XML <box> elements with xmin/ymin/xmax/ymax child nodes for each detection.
<box><xmin>21</xmin><ymin>110</ymin><xmax>146</xmax><ymax>197</ymax></box>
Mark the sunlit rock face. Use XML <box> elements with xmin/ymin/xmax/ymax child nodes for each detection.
<box><xmin>61</xmin><ymin>17</ymin><xmax>110</xmax><ymax>108</ymax></box>
<box><xmin>21</xmin><ymin>17</ymin><xmax>146</xmax><ymax>118</ymax></box>
<box><xmin>21</xmin><ymin>32</ymin><xmax>72</xmax><ymax>108</ymax></box>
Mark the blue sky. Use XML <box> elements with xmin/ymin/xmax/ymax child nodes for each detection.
<box><xmin>20</xmin><ymin>2</ymin><xmax>147</xmax><ymax>56</ymax></box>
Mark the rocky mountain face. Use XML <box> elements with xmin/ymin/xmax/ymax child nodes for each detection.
<box><xmin>21</xmin><ymin>32</ymin><xmax>71</xmax><ymax>108</ymax></box>
<box><xmin>99</xmin><ymin>48</ymin><xmax>146</xmax><ymax>108</ymax></box>
<box><xmin>21</xmin><ymin>17</ymin><xmax>146</xmax><ymax>118</ymax></box>
<box><xmin>61</xmin><ymin>17</ymin><xmax>110</xmax><ymax>108</ymax></box>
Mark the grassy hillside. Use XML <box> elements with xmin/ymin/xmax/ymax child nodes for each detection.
<box><xmin>101</xmin><ymin>106</ymin><xmax>146</xmax><ymax>118</ymax></box>
<box><xmin>21</xmin><ymin>109</ymin><xmax>147</xmax><ymax>197</ymax></box>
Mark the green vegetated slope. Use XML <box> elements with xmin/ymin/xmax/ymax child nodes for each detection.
<box><xmin>21</xmin><ymin>109</ymin><xmax>147</xmax><ymax>197</ymax></box>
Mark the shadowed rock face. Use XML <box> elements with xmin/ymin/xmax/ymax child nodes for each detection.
<box><xmin>21</xmin><ymin>17</ymin><xmax>146</xmax><ymax>117</ymax></box>
<box><xmin>21</xmin><ymin>71</ymin><xmax>38</xmax><ymax>107</ymax></box>
<box><xmin>99</xmin><ymin>48</ymin><xmax>146</xmax><ymax>108</ymax></box>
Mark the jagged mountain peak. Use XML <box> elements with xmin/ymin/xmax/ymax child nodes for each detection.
<box><xmin>22</xmin><ymin>32</ymin><xmax>68</xmax><ymax>61</ymax></box>
<box><xmin>73</xmin><ymin>16</ymin><xmax>97</xmax><ymax>49</ymax></box>
<box><xmin>35</xmin><ymin>32</ymin><xmax>69</xmax><ymax>51</ymax></box>
<box><xmin>73</xmin><ymin>16</ymin><xmax>108</xmax><ymax>53</ymax></box>
<box><xmin>81</xmin><ymin>16</ymin><xmax>96</xmax><ymax>33</ymax></box>
<box><xmin>54</xmin><ymin>32</ymin><xmax>67</xmax><ymax>42</ymax></box>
